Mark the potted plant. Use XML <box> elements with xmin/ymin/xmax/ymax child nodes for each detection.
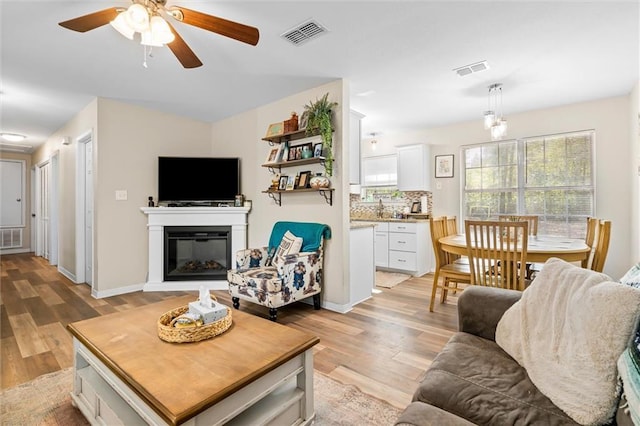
<box><xmin>301</xmin><ymin>93</ymin><xmax>337</xmax><ymax>176</ymax></box>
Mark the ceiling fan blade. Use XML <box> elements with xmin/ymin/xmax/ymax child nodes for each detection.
<box><xmin>166</xmin><ymin>23</ymin><xmax>203</xmax><ymax>69</ymax></box>
<box><xmin>173</xmin><ymin>7</ymin><xmax>259</xmax><ymax>46</ymax></box>
<box><xmin>59</xmin><ymin>8</ymin><xmax>120</xmax><ymax>33</ymax></box>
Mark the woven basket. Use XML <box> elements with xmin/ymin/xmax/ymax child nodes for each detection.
<box><xmin>157</xmin><ymin>296</ymin><xmax>232</xmax><ymax>343</ymax></box>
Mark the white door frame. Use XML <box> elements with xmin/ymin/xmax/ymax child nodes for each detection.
<box><xmin>30</xmin><ymin>167</ymin><xmax>36</xmax><ymax>251</ymax></box>
<box><xmin>35</xmin><ymin>158</ymin><xmax>50</xmax><ymax>259</ymax></box>
<box><xmin>49</xmin><ymin>152</ymin><xmax>59</xmax><ymax>265</ymax></box>
<box><xmin>75</xmin><ymin>130</ymin><xmax>94</xmax><ymax>286</ymax></box>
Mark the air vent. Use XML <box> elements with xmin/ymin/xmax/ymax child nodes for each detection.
<box><xmin>0</xmin><ymin>143</ymin><xmax>32</xmax><ymax>153</ymax></box>
<box><xmin>453</xmin><ymin>60</ymin><xmax>489</xmax><ymax>77</ymax></box>
<box><xmin>281</xmin><ymin>19</ymin><xmax>328</xmax><ymax>46</ymax></box>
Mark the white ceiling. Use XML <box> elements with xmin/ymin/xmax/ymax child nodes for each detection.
<box><xmin>1</xmin><ymin>0</ymin><xmax>638</xmax><ymax>151</ymax></box>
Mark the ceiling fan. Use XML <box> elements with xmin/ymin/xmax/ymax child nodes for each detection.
<box><xmin>58</xmin><ymin>0</ymin><xmax>259</xmax><ymax>69</ymax></box>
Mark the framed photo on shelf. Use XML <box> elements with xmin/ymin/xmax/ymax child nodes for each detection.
<box><xmin>435</xmin><ymin>154</ymin><xmax>454</xmax><ymax>178</ymax></box>
<box><xmin>296</xmin><ymin>171</ymin><xmax>312</xmax><ymax>189</ymax></box>
<box><xmin>313</xmin><ymin>143</ymin><xmax>323</xmax><ymax>157</ymax></box>
<box><xmin>411</xmin><ymin>201</ymin><xmax>421</xmax><ymax>213</ymax></box>
<box><xmin>285</xmin><ymin>176</ymin><xmax>296</xmax><ymax>190</ymax></box>
<box><xmin>278</xmin><ymin>175</ymin><xmax>288</xmax><ymax>190</ymax></box>
<box><xmin>287</xmin><ymin>146</ymin><xmax>296</xmax><ymax>161</ymax></box>
<box><xmin>265</xmin><ymin>147</ymin><xmax>279</xmax><ymax>164</ymax></box>
<box><xmin>265</xmin><ymin>122</ymin><xmax>284</xmax><ymax>138</ymax></box>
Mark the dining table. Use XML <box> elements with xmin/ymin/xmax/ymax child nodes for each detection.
<box><xmin>439</xmin><ymin>234</ymin><xmax>591</xmax><ymax>263</ymax></box>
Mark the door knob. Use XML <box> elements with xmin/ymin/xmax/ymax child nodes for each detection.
<box><xmin>16</xmin><ymin>198</ymin><xmax>21</xmax><ymax>202</ymax></box>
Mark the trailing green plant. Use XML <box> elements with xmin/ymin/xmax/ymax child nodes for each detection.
<box><xmin>301</xmin><ymin>92</ymin><xmax>337</xmax><ymax>176</ymax></box>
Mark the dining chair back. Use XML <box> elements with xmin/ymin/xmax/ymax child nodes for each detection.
<box><xmin>583</xmin><ymin>219</ymin><xmax>611</xmax><ymax>272</ymax></box>
<box><xmin>498</xmin><ymin>215</ymin><xmax>538</xmax><ymax>236</ymax></box>
<box><xmin>428</xmin><ymin>217</ymin><xmax>471</xmax><ymax>312</ymax></box>
<box><xmin>465</xmin><ymin>220</ymin><xmax>529</xmax><ymax>291</ymax></box>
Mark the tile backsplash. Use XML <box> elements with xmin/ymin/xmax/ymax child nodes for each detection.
<box><xmin>350</xmin><ymin>191</ymin><xmax>432</xmax><ymax>219</ymax></box>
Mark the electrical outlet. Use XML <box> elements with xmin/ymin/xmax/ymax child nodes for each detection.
<box><xmin>115</xmin><ymin>190</ymin><xmax>128</xmax><ymax>201</ymax></box>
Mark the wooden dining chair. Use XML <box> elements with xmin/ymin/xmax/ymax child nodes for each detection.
<box><xmin>498</xmin><ymin>215</ymin><xmax>538</xmax><ymax>236</ymax></box>
<box><xmin>583</xmin><ymin>219</ymin><xmax>611</xmax><ymax>272</ymax></box>
<box><xmin>465</xmin><ymin>220</ymin><xmax>529</xmax><ymax>291</ymax></box>
<box><xmin>428</xmin><ymin>217</ymin><xmax>471</xmax><ymax>312</ymax></box>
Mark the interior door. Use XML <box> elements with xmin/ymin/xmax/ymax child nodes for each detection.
<box><xmin>37</xmin><ymin>160</ymin><xmax>51</xmax><ymax>259</ymax></box>
<box><xmin>0</xmin><ymin>160</ymin><xmax>24</xmax><ymax>227</ymax></box>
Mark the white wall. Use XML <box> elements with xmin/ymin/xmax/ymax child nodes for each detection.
<box><xmin>94</xmin><ymin>98</ymin><xmax>212</xmax><ymax>294</ymax></box>
<box><xmin>375</xmin><ymin>95</ymin><xmax>633</xmax><ymax>278</ymax></box>
<box><xmin>211</xmin><ymin>80</ymin><xmax>353</xmax><ymax>311</ymax></box>
<box><xmin>630</xmin><ymin>81</ymin><xmax>640</xmax><ymax>264</ymax></box>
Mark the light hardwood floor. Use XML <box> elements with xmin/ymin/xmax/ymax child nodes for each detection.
<box><xmin>0</xmin><ymin>253</ymin><xmax>460</xmax><ymax>409</ymax></box>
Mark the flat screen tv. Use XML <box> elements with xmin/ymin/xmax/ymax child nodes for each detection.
<box><xmin>158</xmin><ymin>156</ymin><xmax>240</xmax><ymax>205</ymax></box>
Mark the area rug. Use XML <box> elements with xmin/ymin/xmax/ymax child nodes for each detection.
<box><xmin>1</xmin><ymin>368</ymin><xmax>401</xmax><ymax>425</ymax></box>
<box><xmin>376</xmin><ymin>271</ymin><xmax>411</xmax><ymax>288</ymax></box>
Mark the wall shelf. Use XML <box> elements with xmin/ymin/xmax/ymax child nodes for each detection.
<box><xmin>262</xmin><ymin>128</ymin><xmax>321</xmax><ymax>145</ymax></box>
<box><xmin>262</xmin><ymin>188</ymin><xmax>334</xmax><ymax>206</ymax></box>
<box><xmin>262</xmin><ymin>156</ymin><xmax>325</xmax><ymax>173</ymax></box>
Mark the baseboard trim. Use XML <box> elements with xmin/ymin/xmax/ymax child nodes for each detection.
<box><xmin>93</xmin><ymin>283</ymin><xmax>145</xmax><ymax>299</ymax></box>
<box><xmin>57</xmin><ymin>266</ymin><xmax>77</xmax><ymax>282</ymax></box>
<box><xmin>0</xmin><ymin>248</ymin><xmax>30</xmax><ymax>255</ymax></box>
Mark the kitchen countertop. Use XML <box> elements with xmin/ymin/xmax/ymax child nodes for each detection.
<box><xmin>350</xmin><ymin>217</ymin><xmax>430</xmax><ymax>224</ymax></box>
<box><xmin>350</xmin><ymin>222</ymin><xmax>378</xmax><ymax>229</ymax></box>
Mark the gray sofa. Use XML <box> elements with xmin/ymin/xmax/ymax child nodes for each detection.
<box><xmin>395</xmin><ymin>286</ymin><xmax>581</xmax><ymax>425</ymax></box>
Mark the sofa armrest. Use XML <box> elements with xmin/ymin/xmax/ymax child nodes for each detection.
<box><xmin>458</xmin><ymin>286</ymin><xmax>522</xmax><ymax>341</ymax></box>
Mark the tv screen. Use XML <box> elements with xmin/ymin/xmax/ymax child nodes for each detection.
<box><xmin>158</xmin><ymin>157</ymin><xmax>240</xmax><ymax>205</ymax></box>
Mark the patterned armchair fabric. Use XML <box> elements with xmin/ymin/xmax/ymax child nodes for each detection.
<box><xmin>227</xmin><ymin>224</ymin><xmax>327</xmax><ymax>321</ymax></box>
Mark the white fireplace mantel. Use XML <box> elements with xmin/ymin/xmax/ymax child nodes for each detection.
<box><xmin>141</xmin><ymin>207</ymin><xmax>249</xmax><ymax>292</ymax></box>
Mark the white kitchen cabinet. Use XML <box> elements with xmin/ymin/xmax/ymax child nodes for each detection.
<box><xmin>362</xmin><ymin>155</ymin><xmax>398</xmax><ymax>187</ymax></box>
<box><xmin>349</xmin><ymin>110</ymin><xmax>364</xmax><ymax>185</ymax></box>
<box><xmin>376</xmin><ymin>221</ymin><xmax>432</xmax><ymax>276</ymax></box>
<box><xmin>374</xmin><ymin>222</ymin><xmax>389</xmax><ymax>267</ymax></box>
<box><xmin>397</xmin><ymin>144</ymin><xmax>431</xmax><ymax>191</ymax></box>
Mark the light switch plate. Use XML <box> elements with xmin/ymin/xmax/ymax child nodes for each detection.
<box><xmin>115</xmin><ymin>190</ymin><xmax>128</xmax><ymax>201</ymax></box>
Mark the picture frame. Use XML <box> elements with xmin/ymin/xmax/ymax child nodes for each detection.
<box><xmin>313</xmin><ymin>142</ymin><xmax>323</xmax><ymax>158</ymax></box>
<box><xmin>285</xmin><ymin>175</ymin><xmax>296</xmax><ymax>190</ymax></box>
<box><xmin>411</xmin><ymin>201</ymin><xmax>421</xmax><ymax>213</ymax></box>
<box><xmin>278</xmin><ymin>175</ymin><xmax>288</xmax><ymax>190</ymax></box>
<box><xmin>288</xmin><ymin>146</ymin><xmax>298</xmax><ymax>161</ymax></box>
<box><xmin>300</xmin><ymin>142</ymin><xmax>313</xmax><ymax>159</ymax></box>
<box><xmin>296</xmin><ymin>171</ymin><xmax>311</xmax><ymax>189</ymax></box>
<box><xmin>265</xmin><ymin>122</ymin><xmax>284</xmax><ymax>138</ymax></box>
<box><xmin>435</xmin><ymin>154</ymin><xmax>454</xmax><ymax>178</ymax></box>
<box><xmin>265</xmin><ymin>147</ymin><xmax>279</xmax><ymax>164</ymax></box>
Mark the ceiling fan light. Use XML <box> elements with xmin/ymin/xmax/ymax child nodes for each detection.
<box><xmin>151</xmin><ymin>16</ymin><xmax>175</xmax><ymax>44</ymax></box>
<box><xmin>0</xmin><ymin>133</ymin><xmax>27</xmax><ymax>142</ymax></box>
<box><xmin>126</xmin><ymin>3</ymin><xmax>150</xmax><ymax>32</ymax></box>
<box><xmin>110</xmin><ymin>12</ymin><xmax>135</xmax><ymax>40</ymax></box>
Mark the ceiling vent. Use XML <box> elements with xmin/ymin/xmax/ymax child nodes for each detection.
<box><xmin>0</xmin><ymin>143</ymin><xmax>32</xmax><ymax>153</ymax></box>
<box><xmin>453</xmin><ymin>60</ymin><xmax>489</xmax><ymax>77</ymax></box>
<box><xmin>281</xmin><ymin>19</ymin><xmax>328</xmax><ymax>46</ymax></box>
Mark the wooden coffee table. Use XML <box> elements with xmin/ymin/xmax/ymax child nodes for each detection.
<box><xmin>67</xmin><ymin>295</ymin><xmax>319</xmax><ymax>425</ymax></box>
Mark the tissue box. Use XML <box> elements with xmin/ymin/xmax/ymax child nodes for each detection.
<box><xmin>188</xmin><ymin>301</ymin><xmax>228</xmax><ymax>324</ymax></box>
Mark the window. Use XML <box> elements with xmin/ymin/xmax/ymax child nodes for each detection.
<box><xmin>462</xmin><ymin>130</ymin><xmax>594</xmax><ymax>238</ymax></box>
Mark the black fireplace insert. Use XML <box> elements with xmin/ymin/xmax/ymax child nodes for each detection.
<box><xmin>164</xmin><ymin>226</ymin><xmax>231</xmax><ymax>281</ymax></box>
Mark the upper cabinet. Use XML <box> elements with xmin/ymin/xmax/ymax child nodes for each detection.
<box><xmin>361</xmin><ymin>154</ymin><xmax>398</xmax><ymax>186</ymax></box>
<box><xmin>397</xmin><ymin>144</ymin><xmax>431</xmax><ymax>191</ymax></box>
<box><xmin>349</xmin><ymin>110</ymin><xmax>365</xmax><ymax>185</ymax></box>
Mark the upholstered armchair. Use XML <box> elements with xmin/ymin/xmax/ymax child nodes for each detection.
<box><xmin>227</xmin><ymin>221</ymin><xmax>331</xmax><ymax>321</ymax></box>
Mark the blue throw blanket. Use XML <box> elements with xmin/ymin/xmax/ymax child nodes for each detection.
<box><xmin>268</xmin><ymin>221</ymin><xmax>331</xmax><ymax>253</ymax></box>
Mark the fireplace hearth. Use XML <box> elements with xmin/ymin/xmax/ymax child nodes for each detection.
<box><xmin>164</xmin><ymin>226</ymin><xmax>231</xmax><ymax>281</ymax></box>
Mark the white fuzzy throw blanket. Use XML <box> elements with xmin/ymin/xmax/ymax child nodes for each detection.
<box><xmin>496</xmin><ymin>258</ymin><xmax>640</xmax><ymax>425</ymax></box>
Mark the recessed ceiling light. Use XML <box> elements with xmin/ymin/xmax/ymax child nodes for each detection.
<box><xmin>0</xmin><ymin>133</ymin><xmax>27</xmax><ymax>142</ymax></box>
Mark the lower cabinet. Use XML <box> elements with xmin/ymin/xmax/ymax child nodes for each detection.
<box><xmin>376</xmin><ymin>221</ymin><xmax>431</xmax><ymax>276</ymax></box>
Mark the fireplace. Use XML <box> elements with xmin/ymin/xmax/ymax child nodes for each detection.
<box><xmin>164</xmin><ymin>226</ymin><xmax>231</xmax><ymax>281</ymax></box>
<box><xmin>141</xmin><ymin>206</ymin><xmax>249</xmax><ymax>291</ymax></box>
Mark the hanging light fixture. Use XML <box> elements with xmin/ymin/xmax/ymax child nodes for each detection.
<box><xmin>483</xmin><ymin>83</ymin><xmax>508</xmax><ymax>140</ymax></box>
<box><xmin>108</xmin><ymin>1</ymin><xmax>176</xmax><ymax>66</ymax></box>
<box><xmin>369</xmin><ymin>132</ymin><xmax>379</xmax><ymax>151</ymax></box>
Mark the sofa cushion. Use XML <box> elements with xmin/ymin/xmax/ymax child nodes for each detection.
<box><xmin>413</xmin><ymin>332</ymin><xmax>578</xmax><ymax>425</ymax></box>
<box><xmin>495</xmin><ymin>258</ymin><xmax>640</xmax><ymax>425</ymax></box>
